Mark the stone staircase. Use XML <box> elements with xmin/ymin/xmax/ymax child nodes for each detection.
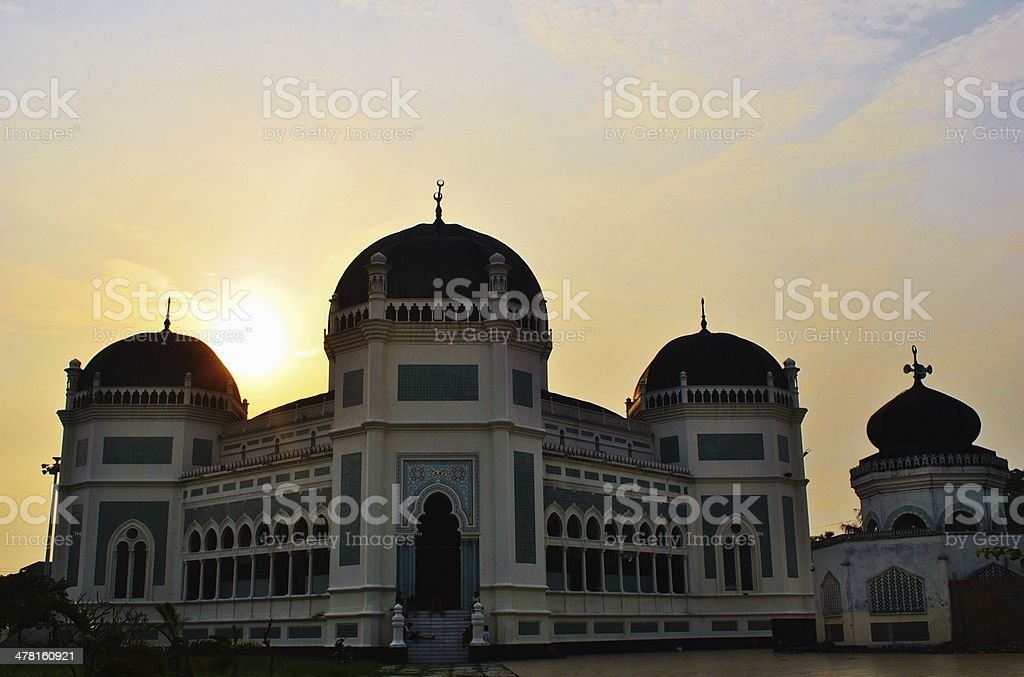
<box><xmin>404</xmin><ymin>609</ymin><xmax>471</xmax><ymax>664</ymax></box>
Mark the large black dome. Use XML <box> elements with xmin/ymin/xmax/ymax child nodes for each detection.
<box><xmin>333</xmin><ymin>220</ymin><xmax>542</xmax><ymax>309</ymax></box>
<box><xmin>81</xmin><ymin>330</ymin><xmax>240</xmax><ymax>400</ymax></box>
<box><xmin>637</xmin><ymin>326</ymin><xmax>786</xmax><ymax>393</ymax></box>
<box><xmin>866</xmin><ymin>379</ymin><xmax>982</xmax><ymax>457</ymax></box>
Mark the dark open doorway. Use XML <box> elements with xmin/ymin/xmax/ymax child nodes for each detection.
<box><xmin>414</xmin><ymin>492</ymin><xmax>461</xmax><ymax>610</ymax></box>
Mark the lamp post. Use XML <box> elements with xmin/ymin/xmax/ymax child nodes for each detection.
<box><xmin>41</xmin><ymin>457</ymin><xmax>61</xmax><ymax>578</ymax></box>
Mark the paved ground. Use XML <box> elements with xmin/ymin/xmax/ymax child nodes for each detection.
<box><xmin>376</xmin><ymin>664</ymin><xmax>518</xmax><ymax>677</ymax></box>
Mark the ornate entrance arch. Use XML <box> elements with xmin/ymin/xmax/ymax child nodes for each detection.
<box><xmin>413</xmin><ymin>492</ymin><xmax>461</xmax><ymax>610</ymax></box>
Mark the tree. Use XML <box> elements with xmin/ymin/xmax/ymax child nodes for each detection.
<box><xmin>976</xmin><ymin>468</ymin><xmax>1024</xmax><ymax>564</ymax></box>
<box><xmin>52</xmin><ymin>597</ymin><xmax>155</xmax><ymax>677</ymax></box>
<box><xmin>153</xmin><ymin>602</ymin><xmax>195</xmax><ymax>677</ymax></box>
<box><xmin>0</xmin><ymin>571</ymin><xmax>70</xmax><ymax>642</ymax></box>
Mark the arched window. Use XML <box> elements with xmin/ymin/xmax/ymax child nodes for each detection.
<box><xmin>586</xmin><ymin>517</ymin><xmax>601</xmax><ymax>541</ymax></box>
<box><xmin>113</xmin><ymin>542</ymin><xmax>129</xmax><ymax>599</ymax></box>
<box><xmin>567</xmin><ymin>515</ymin><xmax>582</xmax><ymax>539</ymax></box>
<box><xmin>221</xmin><ymin>527</ymin><xmax>234</xmax><ymax>550</ymax></box>
<box><xmin>720</xmin><ymin>521</ymin><xmax>756</xmax><ymax>592</ymax></box>
<box><xmin>546</xmin><ymin>514</ymin><xmax>562</xmax><ymax>538</ymax></box>
<box><xmin>638</xmin><ymin>522</ymin><xmax>652</xmax><ymax>544</ymax></box>
<box><xmin>865</xmin><ymin>519</ymin><xmax>879</xmax><ymax>533</ymax></box>
<box><xmin>821</xmin><ymin>572</ymin><xmax>842</xmax><ymax>617</ymax></box>
<box><xmin>312</xmin><ymin>515</ymin><xmax>329</xmax><ymax>539</ymax></box>
<box><xmin>293</xmin><ymin>518</ymin><xmax>309</xmax><ymax>541</ymax></box>
<box><xmin>109</xmin><ymin>523</ymin><xmax>152</xmax><ymax>600</ymax></box>
<box><xmin>273</xmin><ymin>521</ymin><xmax>289</xmax><ymax>545</ymax></box>
<box><xmin>892</xmin><ymin>513</ymin><xmax>926</xmax><ymax>533</ymax></box>
<box><xmin>559</xmin><ymin>429</ymin><xmax>565</xmax><ymax>447</ymax></box>
<box><xmin>869</xmin><ymin>566</ymin><xmax>925</xmax><ymax>614</ymax></box>
<box><xmin>187</xmin><ymin>530</ymin><xmax>202</xmax><ymax>553</ymax></box>
<box><xmin>238</xmin><ymin>524</ymin><xmax>253</xmax><ymax>548</ymax></box>
<box><xmin>204</xmin><ymin>528</ymin><xmax>218</xmax><ymax>551</ymax></box>
<box><xmin>621</xmin><ymin>523</ymin><xmax>635</xmax><ymax>546</ymax></box>
<box><xmin>255</xmin><ymin>523</ymin><xmax>270</xmax><ymax>547</ymax></box>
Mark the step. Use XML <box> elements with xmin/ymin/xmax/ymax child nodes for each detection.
<box><xmin>403</xmin><ymin>611</ymin><xmax>473</xmax><ymax>664</ymax></box>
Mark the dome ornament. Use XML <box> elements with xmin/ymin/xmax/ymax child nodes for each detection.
<box><xmin>903</xmin><ymin>345</ymin><xmax>932</xmax><ymax>384</ymax></box>
<box><xmin>433</xmin><ymin>178</ymin><xmax>445</xmax><ymax>224</ymax></box>
<box><xmin>163</xmin><ymin>298</ymin><xmax>172</xmax><ymax>332</ymax></box>
<box><xmin>700</xmin><ymin>297</ymin><xmax>708</xmax><ymax>332</ymax></box>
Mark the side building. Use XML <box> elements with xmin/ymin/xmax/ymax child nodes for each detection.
<box><xmin>812</xmin><ymin>348</ymin><xmax>1019</xmax><ymax>647</ymax></box>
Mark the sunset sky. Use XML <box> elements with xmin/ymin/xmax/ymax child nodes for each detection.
<box><xmin>1</xmin><ymin>0</ymin><xmax>1022</xmax><ymax>573</ymax></box>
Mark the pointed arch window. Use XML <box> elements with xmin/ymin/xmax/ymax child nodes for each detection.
<box><xmin>720</xmin><ymin>521</ymin><xmax>757</xmax><ymax>592</ymax></box>
<box><xmin>109</xmin><ymin>524</ymin><xmax>152</xmax><ymax>600</ymax></box>
<box><xmin>821</xmin><ymin>572</ymin><xmax>842</xmax><ymax>617</ymax></box>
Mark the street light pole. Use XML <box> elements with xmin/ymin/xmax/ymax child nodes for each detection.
<box><xmin>41</xmin><ymin>457</ymin><xmax>61</xmax><ymax>578</ymax></box>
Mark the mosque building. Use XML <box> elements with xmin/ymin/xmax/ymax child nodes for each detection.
<box><xmin>53</xmin><ymin>184</ymin><xmax>816</xmax><ymax>660</ymax></box>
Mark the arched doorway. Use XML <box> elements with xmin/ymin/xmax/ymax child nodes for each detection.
<box><xmin>414</xmin><ymin>492</ymin><xmax>461</xmax><ymax>610</ymax></box>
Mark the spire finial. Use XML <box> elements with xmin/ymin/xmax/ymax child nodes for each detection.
<box><xmin>903</xmin><ymin>344</ymin><xmax>932</xmax><ymax>384</ymax></box>
<box><xmin>700</xmin><ymin>297</ymin><xmax>707</xmax><ymax>331</ymax></box>
<box><xmin>433</xmin><ymin>179</ymin><xmax>444</xmax><ymax>223</ymax></box>
<box><xmin>163</xmin><ymin>298</ymin><xmax>171</xmax><ymax>331</ymax></box>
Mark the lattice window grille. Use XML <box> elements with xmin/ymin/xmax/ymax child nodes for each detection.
<box><xmin>821</xmin><ymin>572</ymin><xmax>842</xmax><ymax>617</ymax></box>
<box><xmin>869</xmin><ymin>567</ymin><xmax>925</xmax><ymax>614</ymax></box>
<box><xmin>970</xmin><ymin>563</ymin><xmax>1016</xmax><ymax>579</ymax></box>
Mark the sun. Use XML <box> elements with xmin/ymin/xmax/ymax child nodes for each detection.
<box><xmin>209</xmin><ymin>293</ymin><xmax>288</xmax><ymax>381</ymax></box>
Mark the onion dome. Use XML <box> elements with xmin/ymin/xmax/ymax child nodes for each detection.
<box><xmin>332</xmin><ymin>180</ymin><xmax>542</xmax><ymax>309</ymax></box>
<box><xmin>865</xmin><ymin>346</ymin><xmax>983</xmax><ymax>457</ymax></box>
<box><xmin>80</xmin><ymin>306</ymin><xmax>240</xmax><ymax>401</ymax></box>
<box><xmin>636</xmin><ymin>299</ymin><xmax>786</xmax><ymax>395</ymax></box>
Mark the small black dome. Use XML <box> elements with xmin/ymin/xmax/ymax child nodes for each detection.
<box><xmin>637</xmin><ymin>327</ymin><xmax>786</xmax><ymax>394</ymax></box>
<box><xmin>81</xmin><ymin>331</ymin><xmax>240</xmax><ymax>400</ymax></box>
<box><xmin>333</xmin><ymin>221</ymin><xmax>542</xmax><ymax>309</ymax></box>
<box><xmin>866</xmin><ymin>379</ymin><xmax>982</xmax><ymax>457</ymax></box>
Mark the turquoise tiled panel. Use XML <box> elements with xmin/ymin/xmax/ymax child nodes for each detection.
<box><xmin>397</xmin><ymin>364</ymin><xmax>478</xmax><ymax>401</ymax></box>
